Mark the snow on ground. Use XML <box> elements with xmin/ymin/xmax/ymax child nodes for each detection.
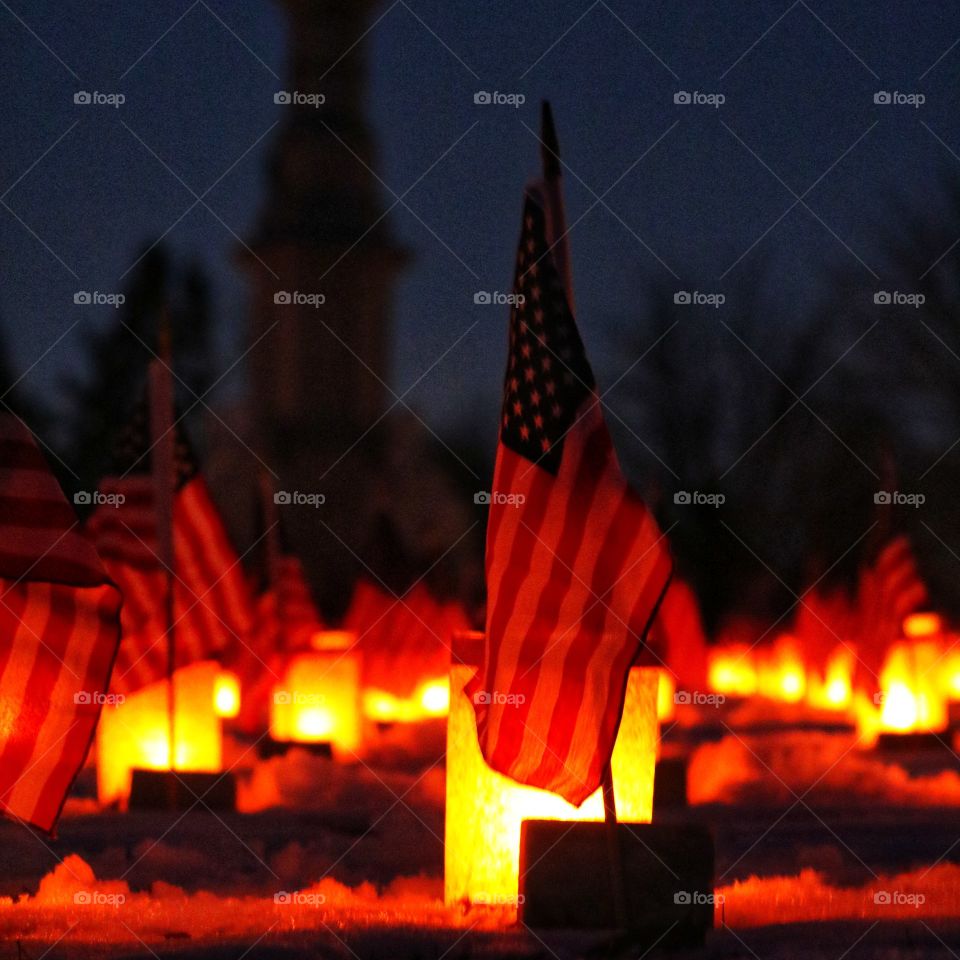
<box><xmin>1</xmin><ymin>715</ymin><xmax>960</xmax><ymax>957</ymax></box>
<box><xmin>687</xmin><ymin>729</ymin><xmax>960</xmax><ymax>807</ymax></box>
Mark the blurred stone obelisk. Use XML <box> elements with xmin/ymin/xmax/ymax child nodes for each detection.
<box><xmin>239</xmin><ymin>0</ymin><xmax>406</xmax><ymax>615</ymax></box>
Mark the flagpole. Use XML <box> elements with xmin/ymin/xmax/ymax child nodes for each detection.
<box><xmin>258</xmin><ymin>471</ymin><xmax>283</xmax><ymax>652</ymax></box>
<box><xmin>542</xmin><ymin>100</ymin><xmax>627</xmax><ymax>929</ymax></box>
<box><xmin>540</xmin><ymin>100</ymin><xmax>574</xmax><ymax>314</ymax></box>
<box><xmin>601</xmin><ymin>762</ymin><xmax>628</xmax><ymax>929</ymax></box>
<box><xmin>150</xmin><ymin>309</ymin><xmax>176</xmax><ymax>773</ymax></box>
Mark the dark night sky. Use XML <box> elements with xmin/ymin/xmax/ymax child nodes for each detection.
<box><xmin>2</xmin><ymin>0</ymin><xmax>960</xmax><ymax>453</ymax></box>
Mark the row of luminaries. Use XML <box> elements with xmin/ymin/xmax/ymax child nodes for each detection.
<box><xmin>96</xmin><ymin>569</ymin><xmax>463</xmax><ymax>806</ymax></box>
<box><xmin>94</xmin><ymin>553</ymin><xmax>955</xmax><ymax>913</ymax></box>
<box><xmin>99</xmin><ymin>534</ymin><xmax>953</xmax><ymax>814</ymax></box>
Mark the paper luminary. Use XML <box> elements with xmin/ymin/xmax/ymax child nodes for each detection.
<box><xmin>444</xmin><ymin>633</ymin><xmax>659</xmax><ymax>907</ymax></box>
<box><xmin>343</xmin><ymin>579</ymin><xmax>469</xmax><ymax>723</ymax></box>
<box><xmin>877</xmin><ymin>639</ymin><xmax>948</xmax><ymax>734</ymax></box>
<box><xmin>213</xmin><ymin>670</ymin><xmax>241</xmax><ymax>719</ymax></box>
<box><xmin>96</xmin><ymin>661</ymin><xmax>223</xmax><ymax>809</ymax></box>
<box><xmin>270</xmin><ymin>633</ymin><xmax>362</xmax><ymax>759</ymax></box>
<box><xmin>362</xmin><ymin>678</ymin><xmax>451</xmax><ymax>724</ymax></box>
<box><xmin>657</xmin><ymin>669</ymin><xmax>677</xmax><ymax>722</ymax></box>
<box><xmin>805</xmin><ymin>647</ymin><xmax>854</xmax><ymax>712</ymax></box>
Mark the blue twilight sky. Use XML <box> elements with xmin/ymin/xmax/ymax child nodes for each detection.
<box><xmin>1</xmin><ymin>0</ymin><xmax>959</xmax><ymax>455</ymax></box>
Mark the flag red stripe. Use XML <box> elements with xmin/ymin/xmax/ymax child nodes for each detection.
<box><xmin>487</xmin><ymin>423</ymin><xmax>612</xmax><ymax>774</ymax></box>
<box><xmin>521</xmin><ymin>488</ymin><xmax>647</xmax><ymax>795</ymax></box>
<box><xmin>19</xmin><ymin>584</ymin><xmax>120</xmax><ymax>829</ymax></box>
<box><xmin>472</xmin><ymin>459</ymin><xmax>554</xmax><ymax>740</ymax></box>
<box><xmin>91</xmin><ymin>475</ymin><xmax>252</xmax><ymax>694</ymax></box>
<box><xmin>0</xmin><ymin>586</ymin><xmax>76</xmax><ymax>808</ymax></box>
<box><xmin>583</xmin><ymin>541</ymin><xmax>672</xmax><ymax>791</ymax></box>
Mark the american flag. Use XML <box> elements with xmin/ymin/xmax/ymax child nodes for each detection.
<box><xmin>225</xmin><ymin>557</ymin><xmax>316</xmax><ymax>736</ymax></box>
<box><xmin>86</xmin><ymin>397</ymin><xmax>253</xmax><ymax>695</ymax></box>
<box><xmin>646</xmin><ymin>578</ymin><xmax>708</xmax><ymax>692</ymax></box>
<box><xmin>859</xmin><ymin>535</ymin><xmax>928</xmax><ymax>628</ymax></box>
<box><xmin>344</xmin><ymin>579</ymin><xmax>469</xmax><ymax>698</ymax></box>
<box><xmin>467</xmin><ymin>187</ymin><xmax>672</xmax><ymax>805</ymax></box>
<box><xmin>254</xmin><ymin>552</ymin><xmax>323</xmax><ymax>653</ymax></box>
<box><xmin>0</xmin><ymin>415</ymin><xmax>121</xmax><ymax>832</ymax></box>
<box><xmin>856</xmin><ymin>534</ymin><xmax>928</xmax><ymax>683</ymax></box>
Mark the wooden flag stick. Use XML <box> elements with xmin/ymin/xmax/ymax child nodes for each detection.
<box><xmin>601</xmin><ymin>760</ymin><xmax>628</xmax><ymax>929</ymax></box>
<box><xmin>258</xmin><ymin>471</ymin><xmax>283</xmax><ymax>652</ymax></box>
<box><xmin>150</xmin><ymin>311</ymin><xmax>176</xmax><ymax>772</ymax></box>
<box><xmin>540</xmin><ymin>100</ymin><xmax>575</xmax><ymax>314</ymax></box>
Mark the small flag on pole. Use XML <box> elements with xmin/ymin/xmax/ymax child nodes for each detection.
<box><xmin>0</xmin><ymin>414</ymin><xmax>121</xmax><ymax>833</ymax></box>
<box><xmin>87</xmin><ymin>392</ymin><xmax>253</xmax><ymax>695</ymax></box>
<box><xmin>468</xmin><ymin>110</ymin><xmax>671</xmax><ymax>806</ymax></box>
<box><xmin>855</xmin><ymin>533</ymin><xmax>928</xmax><ymax>690</ymax></box>
<box><xmin>258</xmin><ymin>476</ymin><xmax>324</xmax><ymax>651</ymax></box>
